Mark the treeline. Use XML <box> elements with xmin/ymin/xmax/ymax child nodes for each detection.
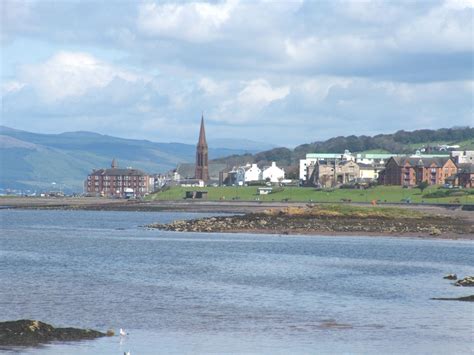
<box><xmin>212</xmin><ymin>127</ymin><xmax>474</xmax><ymax>178</ymax></box>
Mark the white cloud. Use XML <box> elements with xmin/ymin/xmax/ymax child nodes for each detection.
<box><xmin>296</xmin><ymin>77</ymin><xmax>352</xmax><ymax>102</ymax></box>
<box><xmin>237</xmin><ymin>79</ymin><xmax>289</xmax><ymax>107</ymax></box>
<box><xmin>137</xmin><ymin>1</ymin><xmax>237</xmax><ymax>42</ymax></box>
<box><xmin>1</xmin><ymin>80</ymin><xmax>26</xmax><ymax>95</ymax></box>
<box><xmin>284</xmin><ymin>35</ymin><xmax>381</xmax><ymax>69</ymax></box>
<box><xmin>395</xmin><ymin>1</ymin><xmax>473</xmax><ymax>52</ymax></box>
<box><xmin>20</xmin><ymin>51</ymin><xmax>143</xmax><ymax>102</ymax></box>
<box><xmin>199</xmin><ymin>77</ymin><xmax>223</xmax><ymax>96</ymax></box>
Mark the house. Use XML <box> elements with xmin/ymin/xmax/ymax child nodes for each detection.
<box><xmin>451</xmin><ymin>151</ymin><xmax>474</xmax><ymax>165</ymax></box>
<box><xmin>299</xmin><ymin>151</ymin><xmax>450</xmax><ymax>183</ymax></box>
<box><xmin>307</xmin><ymin>160</ymin><xmax>360</xmax><ymax>187</ymax></box>
<box><xmin>226</xmin><ymin>163</ymin><xmax>262</xmax><ymax>186</ymax></box>
<box><xmin>299</xmin><ymin>150</ymin><xmax>354</xmax><ymax>180</ymax></box>
<box><xmin>454</xmin><ymin>164</ymin><xmax>474</xmax><ymax>188</ymax></box>
<box><xmin>358</xmin><ymin>163</ymin><xmax>385</xmax><ymax>181</ymax></box>
<box><xmin>262</xmin><ymin>162</ymin><xmax>285</xmax><ymax>183</ymax></box>
<box><xmin>382</xmin><ymin>156</ymin><xmax>457</xmax><ymax>186</ymax></box>
<box><xmin>84</xmin><ymin>159</ymin><xmax>152</xmax><ymax>198</ymax></box>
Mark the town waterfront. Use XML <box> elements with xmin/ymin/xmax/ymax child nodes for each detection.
<box><xmin>1</xmin><ymin>209</ymin><xmax>473</xmax><ymax>354</ymax></box>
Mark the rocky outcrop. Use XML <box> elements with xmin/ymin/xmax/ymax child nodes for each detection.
<box><xmin>0</xmin><ymin>320</ymin><xmax>107</xmax><ymax>346</ymax></box>
<box><xmin>148</xmin><ymin>210</ymin><xmax>473</xmax><ymax>237</ymax></box>
<box><xmin>443</xmin><ymin>274</ymin><xmax>457</xmax><ymax>280</ymax></box>
<box><xmin>454</xmin><ymin>276</ymin><xmax>474</xmax><ymax>287</ymax></box>
<box><xmin>431</xmin><ymin>295</ymin><xmax>474</xmax><ymax>302</ymax></box>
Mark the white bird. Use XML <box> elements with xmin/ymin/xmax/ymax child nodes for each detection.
<box><xmin>119</xmin><ymin>328</ymin><xmax>128</xmax><ymax>336</ymax></box>
<box><xmin>124</xmin><ymin>352</ymin><xmax>131</xmax><ymax>355</ymax></box>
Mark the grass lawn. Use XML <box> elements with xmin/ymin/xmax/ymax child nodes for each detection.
<box><xmin>147</xmin><ymin>185</ymin><xmax>474</xmax><ymax>205</ymax></box>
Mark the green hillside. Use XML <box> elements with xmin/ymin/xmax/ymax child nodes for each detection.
<box><xmin>0</xmin><ymin>126</ymin><xmax>265</xmax><ymax>193</ymax></box>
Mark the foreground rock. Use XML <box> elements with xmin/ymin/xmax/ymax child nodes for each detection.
<box><xmin>0</xmin><ymin>320</ymin><xmax>107</xmax><ymax>346</ymax></box>
<box><xmin>431</xmin><ymin>295</ymin><xmax>474</xmax><ymax>302</ymax></box>
<box><xmin>148</xmin><ymin>206</ymin><xmax>474</xmax><ymax>238</ymax></box>
<box><xmin>454</xmin><ymin>276</ymin><xmax>474</xmax><ymax>287</ymax></box>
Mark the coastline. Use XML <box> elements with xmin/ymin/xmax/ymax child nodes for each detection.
<box><xmin>147</xmin><ymin>205</ymin><xmax>474</xmax><ymax>240</ymax></box>
<box><xmin>2</xmin><ymin>197</ymin><xmax>473</xmax><ymax>240</ymax></box>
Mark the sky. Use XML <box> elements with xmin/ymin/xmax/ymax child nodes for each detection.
<box><xmin>1</xmin><ymin>0</ymin><xmax>473</xmax><ymax>147</ymax></box>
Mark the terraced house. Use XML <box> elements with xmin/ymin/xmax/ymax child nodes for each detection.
<box><xmin>381</xmin><ymin>156</ymin><xmax>457</xmax><ymax>186</ymax></box>
<box><xmin>85</xmin><ymin>159</ymin><xmax>152</xmax><ymax>198</ymax></box>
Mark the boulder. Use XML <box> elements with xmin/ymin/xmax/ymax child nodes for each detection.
<box><xmin>443</xmin><ymin>274</ymin><xmax>457</xmax><ymax>280</ymax></box>
<box><xmin>0</xmin><ymin>320</ymin><xmax>107</xmax><ymax>346</ymax></box>
<box><xmin>454</xmin><ymin>276</ymin><xmax>474</xmax><ymax>287</ymax></box>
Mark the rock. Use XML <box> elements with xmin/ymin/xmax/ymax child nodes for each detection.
<box><xmin>429</xmin><ymin>227</ymin><xmax>442</xmax><ymax>236</ymax></box>
<box><xmin>0</xmin><ymin>320</ymin><xmax>106</xmax><ymax>346</ymax></box>
<box><xmin>443</xmin><ymin>274</ymin><xmax>457</xmax><ymax>280</ymax></box>
<box><xmin>106</xmin><ymin>329</ymin><xmax>115</xmax><ymax>336</ymax></box>
<box><xmin>431</xmin><ymin>295</ymin><xmax>474</xmax><ymax>302</ymax></box>
<box><xmin>454</xmin><ymin>276</ymin><xmax>474</xmax><ymax>287</ymax></box>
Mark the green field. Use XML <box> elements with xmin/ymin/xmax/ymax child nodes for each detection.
<box><xmin>147</xmin><ymin>185</ymin><xmax>474</xmax><ymax>205</ymax></box>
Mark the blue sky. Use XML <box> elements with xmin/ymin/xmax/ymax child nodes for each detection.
<box><xmin>1</xmin><ymin>0</ymin><xmax>473</xmax><ymax>146</ymax></box>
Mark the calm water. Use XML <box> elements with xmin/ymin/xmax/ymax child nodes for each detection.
<box><xmin>0</xmin><ymin>209</ymin><xmax>473</xmax><ymax>354</ymax></box>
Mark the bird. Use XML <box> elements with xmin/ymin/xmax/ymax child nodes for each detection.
<box><xmin>119</xmin><ymin>328</ymin><xmax>128</xmax><ymax>336</ymax></box>
<box><xmin>124</xmin><ymin>351</ymin><xmax>131</xmax><ymax>355</ymax></box>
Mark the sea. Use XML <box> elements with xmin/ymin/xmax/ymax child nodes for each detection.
<box><xmin>0</xmin><ymin>209</ymin><xmax>472</xmax><ymax>355</ymax></box>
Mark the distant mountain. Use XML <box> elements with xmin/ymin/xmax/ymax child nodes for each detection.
<box><xmin>212</xmin><ymin>127</ymin><xmax>474</xmax><ymax>178</ymax></box>
<box><xmin>0</xmin><ymin>126</ymin><xmax>270</xmax><ymax>193</ymax></box>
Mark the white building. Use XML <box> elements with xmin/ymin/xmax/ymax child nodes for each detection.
<box><xmin>262</xmin><ymin>162</ymin><xmax>285</xmax><ymax>183</ymax></box>
<box><xmin>358</xmin><ymin>163</ymin><xmax>385</xmax><ymax>180</ymax></box>
<box><xmin>228</xmin><ymin>163</ymin><xmax>262</xmax><ymax>186</ymax></box>
<box><xmin>451</xmin><ymin>151</ymin><xmax>474</xmax><ymax>164</ymax></box>
<box><xmin>244</xmin><ymin>163</ymin><xmax>262</xmax><ymax>182</ymax></box>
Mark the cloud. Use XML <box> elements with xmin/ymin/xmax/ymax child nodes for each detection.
<box><xmin>1</xmin><ymin>1</ymin><xmax>473</xmax><ymax>146</ymax></box>
<box><xmin>237</xmin><ymin>79</ymin><xmax>290</xmax><ymax>107</ymax></box>
<box><xmin>395</xmin><ymin>0</ymin><xmax>474</xmax><ymax>52</ymax></box>
<box><xmin>19</xmin><ymin>51</ymin><xmax>143</xmax><ymax>102</ymax></box>
<box><xmin>1</xmin><ymin>80</ymin><xmax>25</xmax><ymax>95</ymax></box>
<box><xmin>137</xmin><ymin>1</ymin><xmax>237</xmax><ymax>42</ymax></box>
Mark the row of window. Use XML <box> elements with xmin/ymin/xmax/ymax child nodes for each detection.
<box><xmin>88</xmin><ymin>175</ymin><xmax>147</xmax><ymax>181</ymax></box>
<box><xmin>88</xmin><ymin>182</ymin><xmax>147</xmax><ymax>187</ymax></box>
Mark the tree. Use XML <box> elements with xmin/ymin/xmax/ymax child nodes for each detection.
<box><xmin>417</xmin><ymin>181</ymin><xmax>429</xmax><ymax>193</ymax></box>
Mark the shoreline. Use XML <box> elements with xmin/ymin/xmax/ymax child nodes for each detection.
<box><xmin>147</xmin><ymin>205</ymin><xmax>474</xmax><ymax>241</ymax></box>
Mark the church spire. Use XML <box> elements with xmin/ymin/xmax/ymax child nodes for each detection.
<box><xmin>198</xmin><ymin>113</ymin><xmax>207</xmax><ymax>147</ymax></box>
<box><xmin>195</xmin><ymin>114</ymin><xmax>209</xmax><ymax>181</ymax></box>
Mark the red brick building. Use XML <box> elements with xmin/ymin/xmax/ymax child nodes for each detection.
<box><xmin>85</xmin><ymin>159</ymin><xmax>152</xmax><ymax>197</ymax></box>
<box><xmin>381</xmin><ymin>156</ymin><xmax>457</xmax><ymax>186</ymax></box>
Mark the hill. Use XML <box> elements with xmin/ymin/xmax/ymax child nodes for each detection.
<box><xmin>212</xmin><ymin>127</ymin><xmax>474</xmax><ymax>178</ymax></box>
<box><xmin>0</xmin><ymin>126</ymin><xmax>270</xmax><ymax>193</ymax></box>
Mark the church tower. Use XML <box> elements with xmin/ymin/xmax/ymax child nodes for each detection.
<box><xmin>195</xmin><ymin>115</ymin><xmax>209</xmax><ymax>181</ymax></box>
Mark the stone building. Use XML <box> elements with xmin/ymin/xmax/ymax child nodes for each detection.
<box><xmin>451</xmin><ymin>150</ymin><xmax>474</xmax><ymax>165</ymax></box>
<box><xmin>307</xmin><ymin>160</ymin><xmax>360</xmax><ymax>187</ymax></box>
<box><xmin>84</xmin><ymin>159</ymin><xmax>152</xmax><ymax>198</ymax></box>
<box><xmin>195</xmin><ymin>115</ymin><xmax>209</xmax><ymax>182</ymax></box>
<box><xmin>381</xmin><ymin>156</ymin><xmax>457</xmax><ymax>186</ymax></box>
